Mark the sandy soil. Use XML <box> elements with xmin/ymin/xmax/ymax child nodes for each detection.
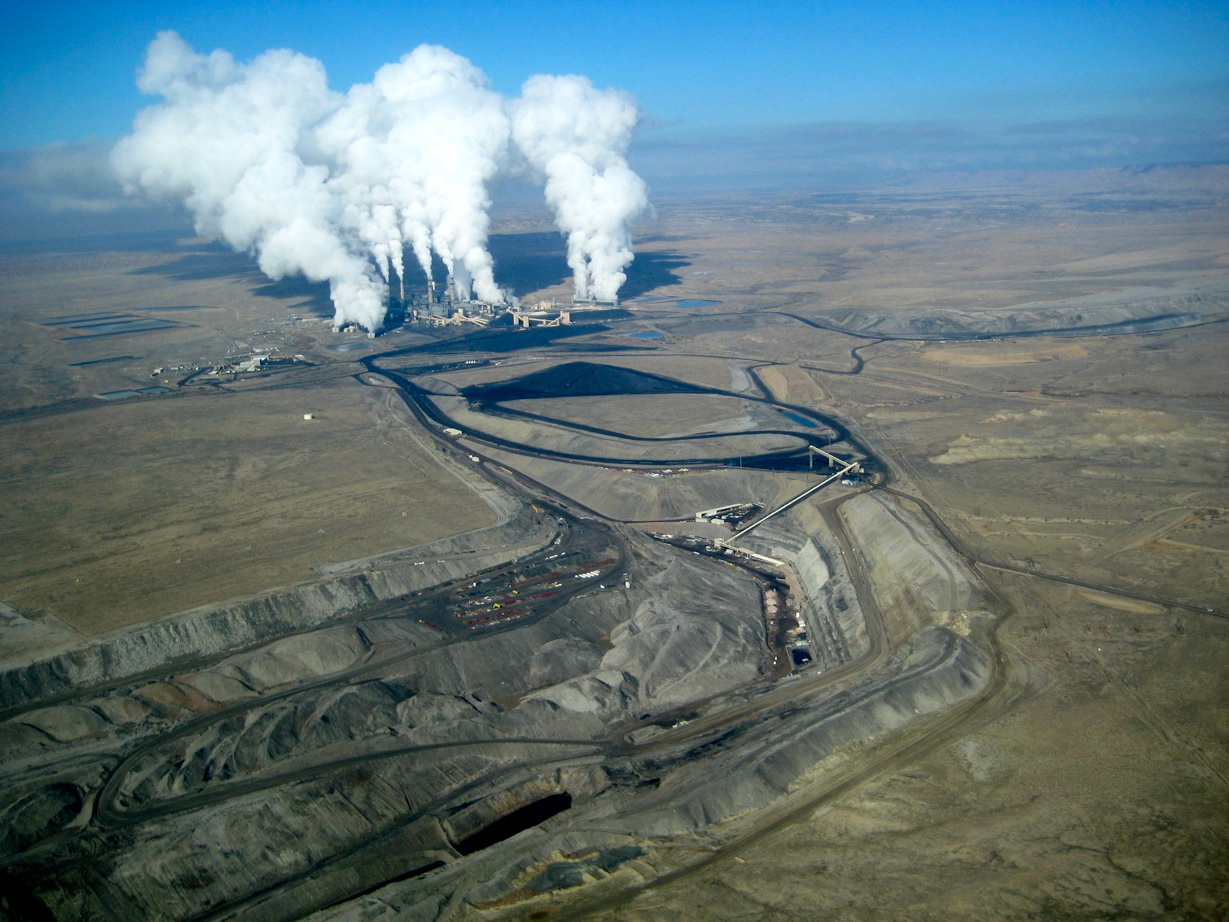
<box><xmin>501</xmin><ymin>394</ymin><xmax>758</xmax><ymax>438</ymax></box>
<box><xmin>0</xmin><ymin>379</ymin><xmax>495</xmax><ymax>633</ymax></box>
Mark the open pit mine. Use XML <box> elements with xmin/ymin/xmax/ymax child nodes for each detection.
<box><xmin>4</xmin><ymin>140</ymin><xmax>1226</xmax><ymax>919</ymax></box>
<box><xmin>0</xmin><ymin>332</ymin><xmax>1007</xmax><ymax>922</ymax></box>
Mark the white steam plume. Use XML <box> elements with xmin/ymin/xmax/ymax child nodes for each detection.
<box><xmin>318</xmin><ymin>45</ymin><xmax>509</xmax><ymax>304</ymax></box>
<box><xmin>114</xmin><ymin>33</ymin><xmax>649</xmax><ymax>331</ymax></box>
<box><xmin>511</xmin><ymin>75</ymin><xmax>649</xmax><ymax>301</ymax></box>
<box><xmin>111</xmin><ymin>32</ymin><xmax>387</xmax><ymax>332</ymax></box>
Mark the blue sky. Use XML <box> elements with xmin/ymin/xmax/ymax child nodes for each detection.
<box><xmin>1</xmin><ymin>0</ymin><xmax>1227</xmax><ymax>230</ymax></box>
<box><xmin>4</xmin><ymin>1</ymin><xmax>1228</xmax><ymax>146</ymax></box>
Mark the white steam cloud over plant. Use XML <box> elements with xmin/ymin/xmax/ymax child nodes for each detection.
<box><xmin>512</xmin><ymin>75</ymin><xmax>647</xmax><ymax>301</ymax></box>
<box><xmin>112</xmin><ymin>33</ymin><xmax>649</xmax><ymax>332</ymax></box>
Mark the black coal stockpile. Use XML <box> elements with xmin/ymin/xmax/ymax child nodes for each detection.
<box><xmin>463</xmin><ymin>361</ymin><xmax>706</xmax><ymax>403</ymax></box>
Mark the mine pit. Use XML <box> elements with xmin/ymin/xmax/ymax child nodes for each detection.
<box><xmin>454</xmin><ymin>793</ymin><xmax>574</xmax><ymax>856</ymax></box>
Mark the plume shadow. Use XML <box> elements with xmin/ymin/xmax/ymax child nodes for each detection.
<box><xmin>487</xmin><ymin>231</ymin><xmax>571</xmax><ymax>295</ymax></box>
<box><xmin>485</xmin><ymin>233</ymin><xmax>690</xmax><ymax>300</ymax></box>
<box><xmin>128</xmin><ymin>246</ymin><xmax>256</xmax><ymax>282</ymax></box>
<box><xmin>123</xmin><ymin>232</ymin><xmax>685</xmax><ymax>312</ymax></box>
<box><xmin>128</xmin><ymin>244</ymin><xmax>336</xmax><ymax>316</ymax></box>
<box><xmin>250</xmin><ymin>277</ymin><xmax>334</xmax><ymax>316</ymax></box>
<box><xmin>620</xmin><ymin>249</ymin><xmax>690</xmax><ymax>298</ymax></box>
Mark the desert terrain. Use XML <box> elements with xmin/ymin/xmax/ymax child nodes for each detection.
<box><xmin>0</xmin><ymin>164</ymin><xmax>1226</xmax><ymax>921</ymax></box>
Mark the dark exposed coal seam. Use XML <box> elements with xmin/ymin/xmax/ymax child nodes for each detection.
<box><xmin>94</xmin><ymin>738</ymin><xmax>602</xmax><ymax>829</ymax></box>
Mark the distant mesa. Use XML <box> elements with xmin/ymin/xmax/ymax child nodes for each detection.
<box><xmin>624</xmin><ymin>298</ymin><xmax>721</xmax><ymax>309</ymax></box>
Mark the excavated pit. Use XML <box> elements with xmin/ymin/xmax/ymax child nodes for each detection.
<box><xmin>454</xmin><ymin>793</ymin><xmax>574</xmax><ymax>856</ymax></box>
